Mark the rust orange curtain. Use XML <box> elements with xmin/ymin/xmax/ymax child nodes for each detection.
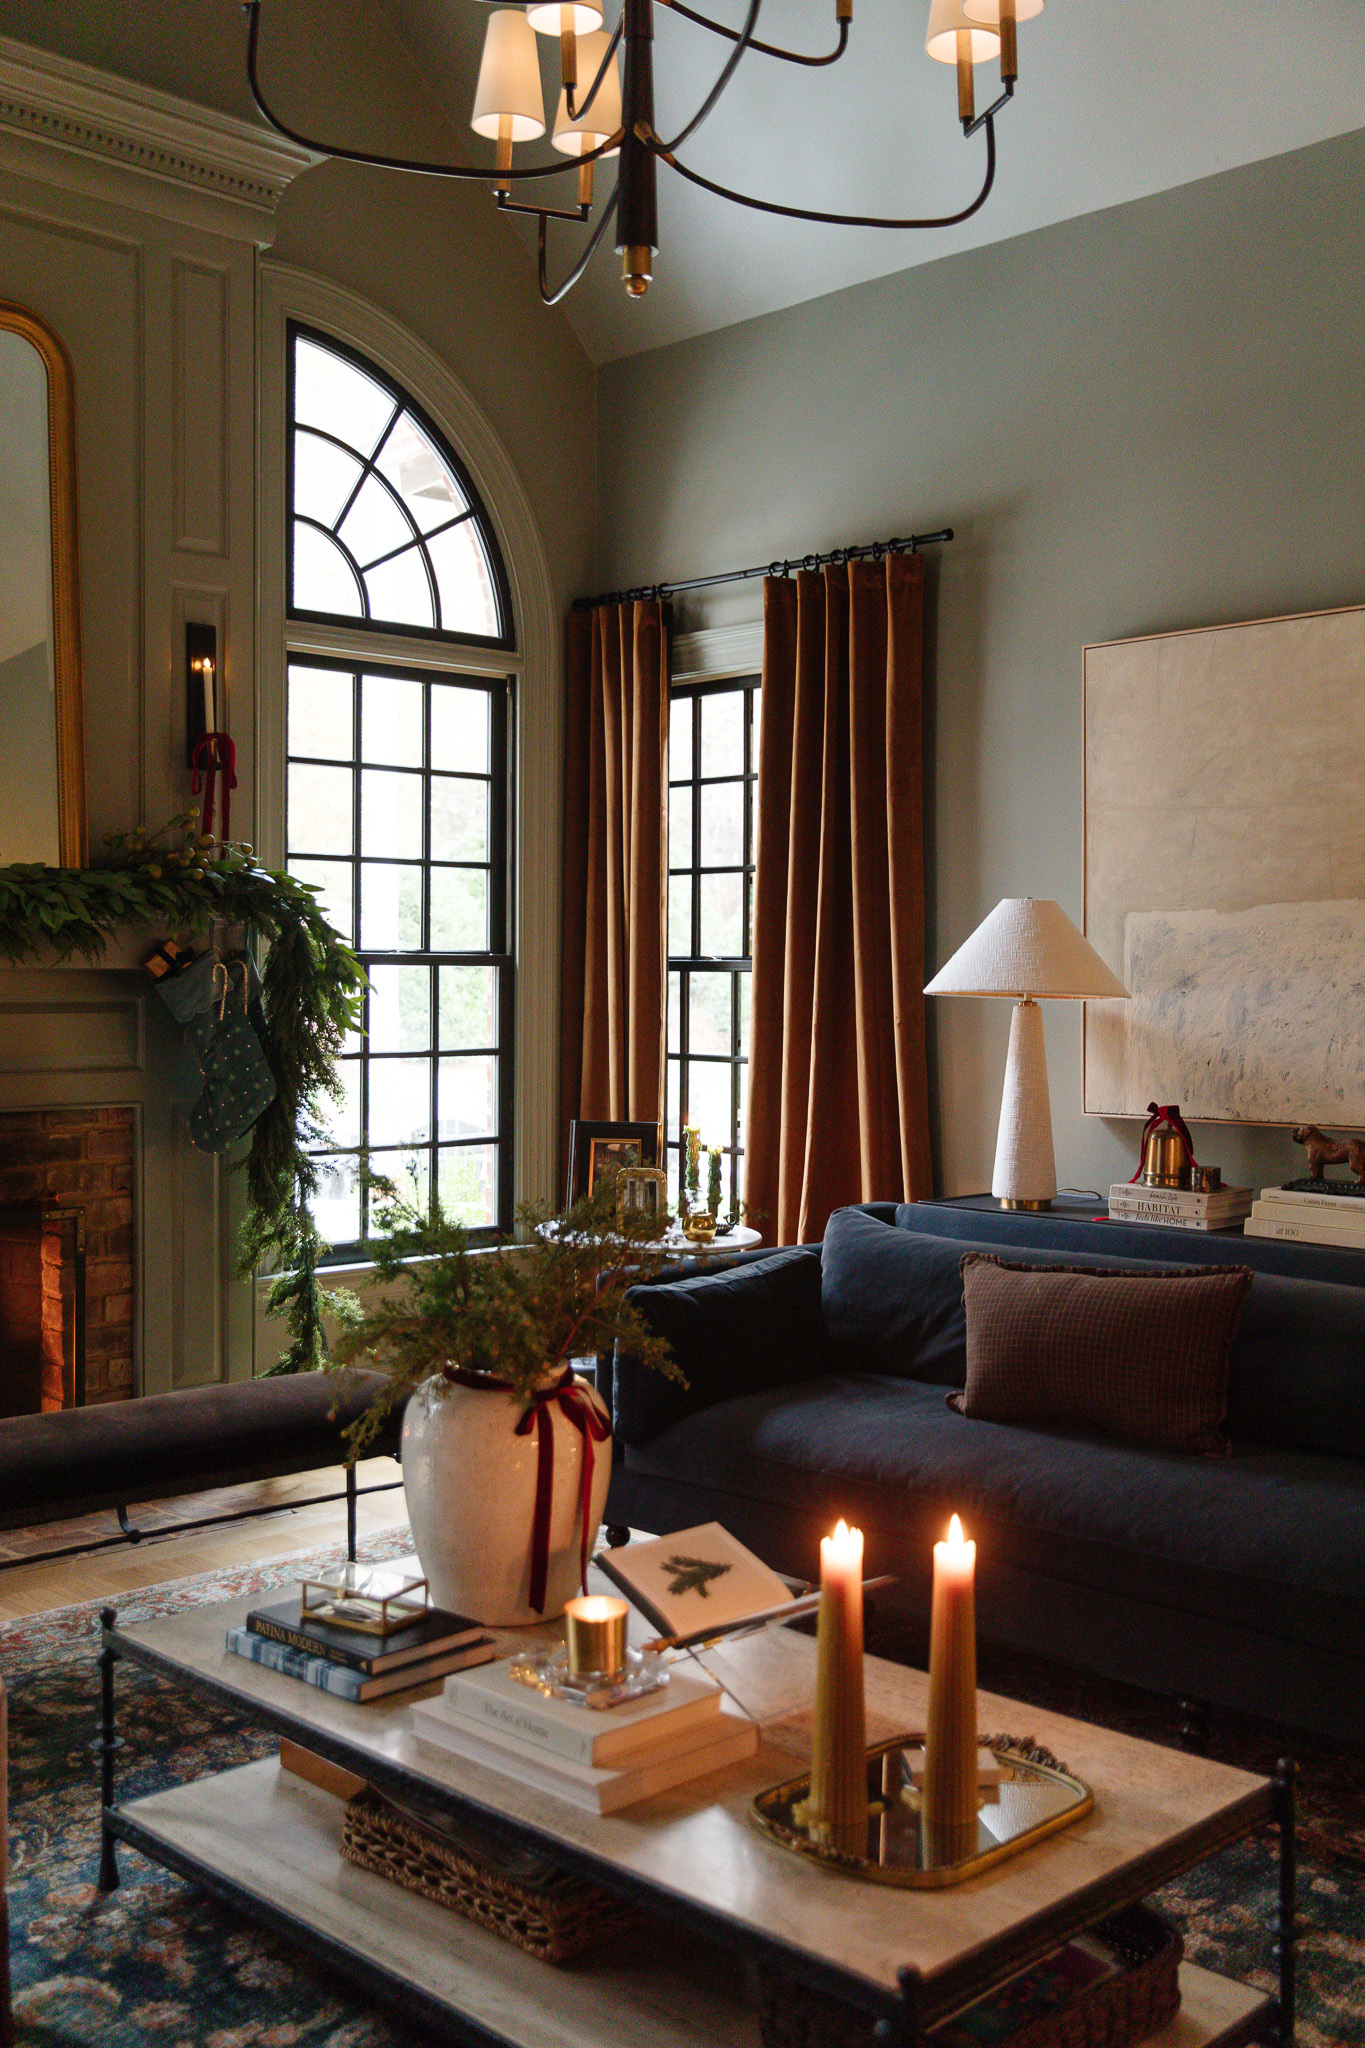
<box><xmin>560</xmin><ymin>600</ymin><xmax>669</xmax><ymax>1186</ymax></box>
<box><xmin>746</xmin><ymin>554</ymin><xmax>933</xmax><ymax>1244</ymax></box>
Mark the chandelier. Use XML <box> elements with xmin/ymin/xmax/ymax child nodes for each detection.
<box><xmin>246</xmin><ymin>0</ymin><xmax>1042</xmax><ymax>305</ymax></box>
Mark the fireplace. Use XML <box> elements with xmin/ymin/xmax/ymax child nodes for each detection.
<box><xmin>0</xmin><ymin>1108</ymin><xmax>133</xmax><ymax>1406</ymax></box>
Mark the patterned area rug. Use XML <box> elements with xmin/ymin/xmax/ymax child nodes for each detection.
<box><xmin>3</xmin><ymin>1542</ymin><xmax>1362</xmax><ymax>2047</ymax></box>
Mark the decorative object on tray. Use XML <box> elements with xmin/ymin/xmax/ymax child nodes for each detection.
<box><xmin>1247</xmin><ymin>1179</ymin><xmax>1365</xmax><ymax>1250</ymax></box>
<box><xmin>750</xmin><ymin>1732</ymin><xmax>1094</xmax><ymax>1888</ymax></box>
<box><xmin>754</xmin><ymin>1903</ymin><xmax>1181</xmax><ymax>2048</ymax></box>
<box><xmin>299</xmin><ymin>1562</ymin><xmax>430</xmax><ymax>1635</ymax></box>
<box><xmin>924</xmin><ymin>898</ymin><xmax>1129</xmax><ymax>1210</ymax></box>
<box><xmin>331</xmin><ymin>1176</ymin><xmax>682</xmax><ymax>1626</ymax></box>
<box><xmin>243</xmin><ymin>1591</ymin><xmax>485</xmax><ymax>1676</ymax></box>
<box><xmin>801</xmin><ymin>1521</ymin><xmax>868</xmax><ymax>1856</ymax></box>
<box><xmin>1107</xmin><ymin>1180</ymin><xmax>1251</xmax><ymax>1232</ymax></box>
<box><xmin>340</xmin><ymin>1785</ymin><xmax>640</xmax><ymax>1964</ymax></box>
<box><xmin>1291</xmin><ymin>1124</ymin><xmax>1365</xmax><ymax>1184</ymax></box>
<box><xmin>922</xmin><ymin>1516</ymin><xmax>978</xmax><ymax>1861</ymax></box>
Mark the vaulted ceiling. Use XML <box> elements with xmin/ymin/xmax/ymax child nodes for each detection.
<box><xmin>386</xmin><ymin>0</ymin><xmax>1365</xmax><ymax>362</ymax></box>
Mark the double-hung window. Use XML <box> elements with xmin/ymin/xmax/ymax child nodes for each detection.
<box><xmin>665</xmin><ymin>677</ymin><xmax>760</xmax><ymax>1215</ymax></box>
<box><xmin>283</xmin><ymin>324</ymin><xmax>515</xmax><ymax>1253</ymax></box>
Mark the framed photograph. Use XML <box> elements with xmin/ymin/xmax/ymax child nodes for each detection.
<box><xmin>617</xmin><ymin>1165</ymin><xmax>669</xmax><ymax>1232</ymax></box>
<box><xmin>566</xmin><ymin>1119</ymin><xmax>661</xmax><ymax>1206</ymax></box>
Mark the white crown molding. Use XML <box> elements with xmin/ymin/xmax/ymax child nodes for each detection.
<box><xmin>0</xmin><ymin>36</ymin><xmax>314</xmax><ymax>237</ymax></box>
<box><xmin>670</xmin><ymin>621</ymin><xmax>764</xmax><ymax>683</ymax></box>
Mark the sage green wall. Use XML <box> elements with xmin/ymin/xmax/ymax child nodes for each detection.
<box><xmin>595</xmin><ymin>127</ymin><xmax>1365</xmax><ymax>1201</ymax></box>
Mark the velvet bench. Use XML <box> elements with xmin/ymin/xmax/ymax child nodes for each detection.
<box><xmin>0</xmin><ymin>1371</ymin><xmax>403</xmax><ymax>1572</ymax></box>
<box><xmin>607</xmin><ymin>1205</ymin><xmax>1365</xmax><ymax>1744</ymax></box>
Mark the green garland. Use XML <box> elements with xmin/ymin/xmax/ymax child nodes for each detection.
<box><xmin>0</xmin><ymin>814</ymin><xmax>366</xmax><ymax>1372</ymax></box>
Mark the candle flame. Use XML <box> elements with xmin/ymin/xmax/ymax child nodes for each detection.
<box><xmin>948</xmin><ymin>1513</ymin><xmax>965</xmax><ymax>1545</ymax></box>
<box><xmin>834</xmin><ymin>1518</ymin><xmax>848</xmax><ymax>1541</ymax></box>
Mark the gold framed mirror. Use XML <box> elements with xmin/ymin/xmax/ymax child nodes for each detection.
<box><xmin>0</xmin><ymin>301</ymin><xmax>87</xmax><ymax>865</ymax></box>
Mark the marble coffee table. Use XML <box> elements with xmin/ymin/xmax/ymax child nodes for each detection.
<box><xmin>94</xmin><ymin>1570</ymin><xmax>1291</xmax><ymax>2046</ymax></box>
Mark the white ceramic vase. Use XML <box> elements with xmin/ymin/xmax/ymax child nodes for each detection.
<box><xmin>399</xmin><ymin>1370</ymin><xmax>612</xmax><ymax>1626</ymax></box>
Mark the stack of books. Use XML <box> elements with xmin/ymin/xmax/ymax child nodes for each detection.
<box><xmin>226</xmin><ymin>1595</ymin><xmax>495</xmax><ymax>1702</ymax></box>
<box><xmin>1107</xmin><ymin>1181</ymin><xmax>1253</xmax><ymax>1232</ymax></box>
<box><xmin>411</xmin><ymin>1656</ymin><xmax>758</xmax><ymax>1813</ymax></box>
<box><xmin>1245</xmin><ymin>1184</ymin><xmax>1365</xmax><ymax>1250</ymax></box>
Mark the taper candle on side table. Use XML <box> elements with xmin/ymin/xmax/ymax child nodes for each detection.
<box><xmin>923</xmin><ymin>1514</ymin><xmax>978</xmax><ymax>1855</ymax></box>
<box><xmin>807</xmin><ymin>1519</ymin><xmax>867</xmax><ymax>1853</ymax></box>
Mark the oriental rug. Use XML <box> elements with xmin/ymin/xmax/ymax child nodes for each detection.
<box><xmin>2</xmin><ymin>1541</ymin><xmax>1362</xmax><ymax>2047</ymax></box>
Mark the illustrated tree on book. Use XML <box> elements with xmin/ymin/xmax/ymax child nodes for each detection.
<box><xmin>662</xmin><ymin>1554</ymin><xmax>733</xmax><ymax>1600</ymax></box>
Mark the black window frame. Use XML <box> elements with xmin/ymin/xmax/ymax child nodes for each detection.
<box><xmin>665</xmin><ymin>675</ymin><xmax>760</xmax><ymax>1216</ymax></box>
<box><xmin>286</xmin><ymin>319</ymin><xmax>514</xmax><ymax>653</ymax></box>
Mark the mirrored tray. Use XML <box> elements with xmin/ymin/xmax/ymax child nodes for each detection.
<box><xmin>750</xmin><ymin>1734</ymin><xmax>1093</xmax><ymax>1888</ymax></box>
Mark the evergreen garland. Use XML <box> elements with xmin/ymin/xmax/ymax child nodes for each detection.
<box><xmin>0</xmin><ymin>814</ymin><xmax>365</xmax><ymax>1372</ymax></box>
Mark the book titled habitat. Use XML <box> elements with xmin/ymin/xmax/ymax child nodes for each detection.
<box><xmin>594</xmin><ymin>1522</ymin><xmax>794</xmax><ymax>1638</ymax></box>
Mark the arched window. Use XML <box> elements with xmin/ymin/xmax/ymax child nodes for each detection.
<box><xmin>283</xmin><ymin>324</ymin><xmax>514</xmax><ymax>1252</ymax></box>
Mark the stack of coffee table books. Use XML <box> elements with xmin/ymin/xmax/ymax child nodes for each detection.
<box><xmin>226</xmin><ymin>1594</ymin><xmax>495</xmax><ymax>1702</ymax></box>
<box><xmin>411</xmin><ymin>1658</ymin><xmax>758</xmax><ymax>1812</ymax></box>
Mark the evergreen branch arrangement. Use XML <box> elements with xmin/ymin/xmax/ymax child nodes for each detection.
<box><xmin>0</xmin><ymin>814</ymin><xmax>366</xmax><ymax>1372</ymax></box>
<box><xmin>331</xmin><ymin>1175</ymin><xmax>686</xmax><ymax>1461</ymax></box>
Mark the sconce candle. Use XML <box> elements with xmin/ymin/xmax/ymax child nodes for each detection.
<box><xmin>807</xmin><ymin>1519</ymin><xmax>867</xmax><ymax>1848</ymax></box>
<box><xmin>923</xmin><ymin>1514</ymin><xmax>978</xmax><ymax>1835</ymax></box>
<box><xmin>563</xmin><ymin>1594</ymin><xmax>628</xmax><ymax>1682</ymax></box>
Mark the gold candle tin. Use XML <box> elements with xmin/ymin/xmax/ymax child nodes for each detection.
<box><xmin>564</xmin><ymin>1595</ymin><xmax>628</xmax><ymax>1681</ymax></box>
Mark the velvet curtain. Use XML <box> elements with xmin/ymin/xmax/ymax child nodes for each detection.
<box><xmin>746</xmin><ymin>553</ymin><xmax>933</xmax><ymax>1244</ymax></box>
<box><xmin>560</xmin><ymin>600</ymin><xmax>669</xmax><ymax>1185</ymax></box>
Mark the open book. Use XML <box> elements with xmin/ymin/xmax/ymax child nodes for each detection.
<box><xmin>594</xmin><ymin>1523</ymin><xmax>805</xmax><ymax>1643</ymax></box>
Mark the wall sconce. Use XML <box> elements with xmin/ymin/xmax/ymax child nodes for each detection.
<box><xmin>186</xmin><ymin>622</ymin><xmax>217</xmax><ymax>769</ymax></box>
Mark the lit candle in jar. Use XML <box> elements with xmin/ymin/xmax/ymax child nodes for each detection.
<box><xmin>563</xmin><ymin>1594</ymin><xmax>628</xmax><ymax>1682</ymax></box>
<box><xmin>923</xmin><ymin>1513</ymin><xmax>978</xmax><ymax>1845</ymax></box>
<box><xmin>807</xmin><ymin>1518</ymin><xmax>867</xmax><ymax>1851</ymax></box>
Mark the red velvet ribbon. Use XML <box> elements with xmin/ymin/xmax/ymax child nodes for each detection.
<box><xmin>1129</xmin><ymin>1101</ymin><xmax>1199</xmax><ymax>1183</ymax></box>
<box><xmin>443</xmin><ymin>1364</ymin><xmax>611</xmax><ymax>1616</ymax></box>
<box><xmin>191</xmin><ymin>732</ymin><xmax>238</xmax><ymax>841</ymax></box>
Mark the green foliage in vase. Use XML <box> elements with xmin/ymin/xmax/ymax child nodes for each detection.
<box><xmin>331</xmin><ymin>1176</ymin><xmax>686</xmax><ymax>1460</ymax></box>
<box><xmin>0</xmin><ymin>813</ymin><xmax>366</xmax><ymax>1374</ymax></box>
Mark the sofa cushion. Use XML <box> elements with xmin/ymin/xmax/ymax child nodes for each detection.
<box><xmin>950</xmin><ymin>1254</ymin><xmax>1252</xmax><ymax>1454</ymax></box>
<box><xmin>619</xmin><ymin>1246</ymin><xmax>826</xmax><ymax>1444</ymax></box>
<box><xmin>622</xmin><ymin>1372</ymin><xmax>1365</xmax><ymax>1658</ymax></box>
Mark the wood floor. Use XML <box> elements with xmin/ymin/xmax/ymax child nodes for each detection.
<box><xmin>0</xmin><ymin>1458</ymin><xmax>409</xmax><ymax>1621</ymax></box>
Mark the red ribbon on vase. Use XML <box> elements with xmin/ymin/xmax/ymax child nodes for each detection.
<box><xmin>1129</xmin><ymin>1101</ymin><xmax>1199</xmax><ymax>1182</ymax></box>
<box><xmin>190</xmin><ymin>732</ymin><xmax>238</xmax><ymax>841</ymax></box>
<box><xmin>513</xmin><ymin>1369</ymin><xmax>612</xmax><ymax>1615</ymax></box>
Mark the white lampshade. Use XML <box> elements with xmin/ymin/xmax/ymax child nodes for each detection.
<box><xmin>925</xmin><ymin>898</ymin><xmax>1128</xmax><ymax>1001</ymax></box>
<box><xmin>471</xmin><ymin>10</ymin><xmax>546</xmax><ymax>143</ymax></box>
<box><xmin>961</xmin><ymin>0</ymin><xmax>1045</xmax><ymax>24</ymax></box>
<box><xmin>526</xmin><ymin>0</ymin><xmax>603</xmax><ymax>33</ymax></box>
<box><xmin>552</xmin><ymin>30</ymin><xmax>622</xmax><ymax>155</ymax></box>
<box><xmin>925</xmin><ymin>0</ymin><xmax>1001</xmax><ymax>64</ymax></box>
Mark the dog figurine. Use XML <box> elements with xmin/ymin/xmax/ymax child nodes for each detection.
<box><xmin>1292</xmin><ymin>1125</ymin><xmax>1365</xmax><ymax>1183</ymax></box>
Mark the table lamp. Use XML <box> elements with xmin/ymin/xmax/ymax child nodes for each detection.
<box><xmin>924</xmin><ymin>898</ymin><xmax>1128</xmax><ymax>1209</ymax></box>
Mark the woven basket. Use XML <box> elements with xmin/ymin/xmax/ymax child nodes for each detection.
<box><xmin>757</xmin><ymin>1904</ymin><xmax>1183</xmax><ymax>2048</ymax></box>
<box><xmin>341</xmin><ymin>1785</ymin><xmax>639</xmax><ymax>1964</ymax></box>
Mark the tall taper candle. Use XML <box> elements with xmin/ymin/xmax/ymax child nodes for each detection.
<box><xmin>923</xmin><ymin>1514</ymin><xmax>978</xmax><ymax>1838</ymax></box>
<box><xmin>807</xmin><ymin>1519</ymin><xmax>867</xmax><ymax>1851</ymax></box>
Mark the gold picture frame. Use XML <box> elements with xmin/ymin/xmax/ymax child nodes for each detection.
<box><xmin>617</xmin><ymin>1164</ymin><xmax>668</xmax><ymax>1232</ymax></box>
<box><xmin>0</xmin><ymin>301</ymin><xmax>87</xmax><ymax>866</ymax></box>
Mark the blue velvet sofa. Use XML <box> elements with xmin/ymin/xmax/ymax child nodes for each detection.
<box><xmin>606</xmin><ymin>1203</ymin><xmax>1365</xmax><ymax>1742</ymax></box>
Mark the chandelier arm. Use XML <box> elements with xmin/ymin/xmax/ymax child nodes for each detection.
<box><xmin>540</xmin><ymin>185</ymin><xmax>622</xmax><ymax>305</ymax></box>
<box><xmin>566</xmin><ymin>17</ymin><xmax>624</xmax><ymax>123</ymax></box>
<box><xmin>245</xmin><ymin>0</ymin><xmax>621</xmax><ymax>185</ymax></box>
<box><xmin>657</xmin><ymin>0</ymin><xmax>849</xmax><ymax>71</ymax></box>
<box><xmin>651</xmin><ymin>0</ymin><xmax>764</xmax><ymax>156</ymax></box>
<box><xmin>651</xmin><ymin>112</ymin><xmax>997</xmax><ymax>229</ymax></box>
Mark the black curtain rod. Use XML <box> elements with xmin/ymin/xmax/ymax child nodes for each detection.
<box><xmin>572</xmin><ymin>527</ymin><xmax>954</xmax><ymax>611</ymax></box>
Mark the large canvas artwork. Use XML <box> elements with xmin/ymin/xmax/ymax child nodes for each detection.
<box><xmin>1083</xmin><ymin>604</ymin><xmax>1365</xmax><ymax>1125</ymax></box>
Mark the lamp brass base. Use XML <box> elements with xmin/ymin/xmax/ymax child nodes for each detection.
<box><xmin>998</xmin><ymin>1197</ymin><xmax>1052</xmax><ymax>1211</ymax></box>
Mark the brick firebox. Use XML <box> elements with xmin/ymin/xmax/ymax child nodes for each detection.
<box><xmin>0</xmin><ymin>1108</ymin><xmax>134</xmax><ymax>1403</ymax></box>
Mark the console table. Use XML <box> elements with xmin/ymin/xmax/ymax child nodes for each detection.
<box><xmin>94</xmin><ymin>1574</ymin><xmax>1293</xmax><ymax>2046</ymax></box>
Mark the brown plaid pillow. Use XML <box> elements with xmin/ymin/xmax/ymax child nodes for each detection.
<box><xmin>948</xmin><ymin>1255</ymin><xmax>1254</xmax><ymax>1454</ymax></box>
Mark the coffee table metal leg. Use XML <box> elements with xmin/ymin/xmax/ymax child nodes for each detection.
<box><xmin>94</xmin><ymin>1606</ymin><xmax>123</xmax><ymax>1894</ymax></box>
<box><xmin>872</xmin><ymin>1965</ymin><xmax>923</xmax><ymax>2046</ymax></box>
<box><xmin>1274</xmin><ymin>1756</ymin><xmax>1296</xmax><ymax>2046</ymax></box>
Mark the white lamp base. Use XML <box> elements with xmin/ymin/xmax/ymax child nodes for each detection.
<box><xmin>990</xmin><ymin>998</ymin><xmax>1057</xmax><ymax>1209</ymax></box>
